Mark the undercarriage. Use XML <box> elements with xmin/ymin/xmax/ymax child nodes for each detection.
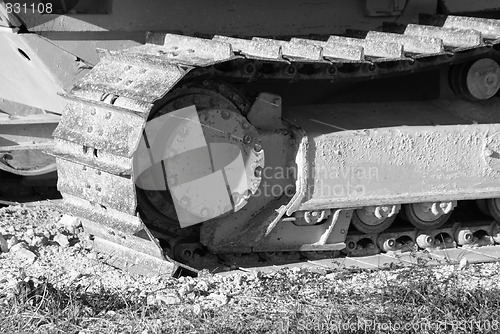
<box><xmin>43</xmin><ymin>14</ymin><xmax>500</xmax><ymax>275</ymax></box>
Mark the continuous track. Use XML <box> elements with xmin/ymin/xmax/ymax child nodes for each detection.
<box><xmin>52</xmin><ymin>15</ymin><xmax>500</xmax><ymax>276</ymax></box>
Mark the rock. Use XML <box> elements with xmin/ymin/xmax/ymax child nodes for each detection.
<box><xmin>11</xmin><ymin>243</ymin><xmax>36</xmax><ymax>264</ymax></box>
<box><xmin>147</xmin><ymin>275</ymin><xmax>161</xmax><ymax>285</ymax></box>
<box><xmin>325</xmin><ymin>273</ymin><xmax>337</xmax><ymax>280</ymax></box>
<box><xmin>178</xmin><ymin>283</ymin><xmax>194</xmax><ymax>297</ymax></box>
<box><xmin>7</xmin><ymin>236</ymin><xmax>19</xmax><ymax>250</ymax></box>
<box><xmin>86</xmin><ymin>252</ymin><xmax>97</xmax><ymax>260</ymax></box>
<box><xmin>458</xmin><ymin>257</ymin><xmax>469</xmax><ymax>271</ymax></box>
<box><xmin>58</xmin><ymin>215</ymin><xmax>81</xmax><ymax>234</ymax></box>
<box><xmin>30</xmin><ymin>236</ymin><xmax>49</xmax><ymax>247</ymax></box>
<box><xmin>156</xmin><ymin>292</ymin><xmax>181</xmax><ymax>305</ymax></box>
<box><xmin>0</xmin><ymin>234</ymin><xmax>8</xmax><ymax>253</ymax></box>
<box><xmin>146</xmin><ymin>294</ymin><xmax>156</xmax><ymax>306</ymax></box>
<box><xmin>68</xmin><ymin>270</ymin><xmax>81</xmax><ymax>282</ymax></box>
<box><xmin>207</xmin><ymin>292</ymin><xmax>228</xmax><ymax>307</ymax></box>
<box><xmin>54</xmin><ymin>233</ymin><xmax>70</xmax><ymax>247</ymax></box>
<box><xmin>195</xmin><ymin>280</ymin><xmax>209</xmax><ymax>292</ymax></box>
<box><xmin>25</xmin><ymin>228</ymin><xmax>35</xmax><ymax>238</ymax></box>
<box><xmin>193</xmin><ymin>304</ymin><xmax>203</xmax><ymax>315</ymax></box>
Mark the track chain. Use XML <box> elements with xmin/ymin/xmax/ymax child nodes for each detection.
<box><xmin>53</xmin><ymin>15</ymin><xmax>500</xmax><ymax>276</ymax></box>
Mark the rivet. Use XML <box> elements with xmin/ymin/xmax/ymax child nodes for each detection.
<box><xmin>254</xmin><ymin>166</ymin><xmax>263</xmax><ymax>177</ymax></box>
<box><xmin>221</xmin><ymin>110</ymin><xmax>230</xmax><ymax>119</ymax></box>
<box><xmin>200</xmin><ymin>207</ymin><xmax>210</xmax><ymax>217</ymax></box>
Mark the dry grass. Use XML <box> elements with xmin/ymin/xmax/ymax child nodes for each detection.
<box><xmin>1</xmin><ymin>263</ymin><xmax>500</xmax><ymax>334</ymax></box>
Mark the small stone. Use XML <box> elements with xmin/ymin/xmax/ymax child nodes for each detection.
<box><xmin>325</xmin><ymin>273</ymin><xmax>337</xmax><ymax>280</ymax></box>
<box><xmin>11</xmin><ymin>243</ymin><xmax>36</xmax><ymax>264</ymax></box>
<box><xmin>146</xmin><ymin>294</ymin><xmax>156</xmax><ymax>306</ymax></box>
<box><xmin>156</xmin><ymin>292</ymin><xmax>181</xmax><ymax>305</ymax></box>
<box><xmin>58</xmin><ymin>215</ymin><xmax>82</xmax><ymax>234</ymax></box>
<box><xmin>30</xmin><ymin>236</ymin><xmax>49</xmax><ymax>247</ymax></box>
<box><xmin>7</xmin><ymin>236</ymin><xmax>19</xmax><ymax>250</ymax></box>
<box><xmin>147</xmin><ymin>275</ymin><xmax>160</xmax><ymax>285</ymax></box>
<box><xmin>86</xmin><ymin>252</ymin><xmax>97</xmax><ymax>260</ymax></box>
<box><xmin>10</xmin><ymin>242</ymin><xmax>26</xmax><ymax>253</ymax></box>
<box><xmin>207</xmin><ymin>292</ymin><xmax>228</xmax><ymax>307</ymax></box>
<box><xmin>0</xmin><ymin>234</ymin><xmax>8</xmax><ymax>253</ymax></box>
<box><xmin>178</xmin><ymin>283</ymin><xmax>194</xmax><ymax>297</ymax></box>
<box><xmin>195</xmin><ymin>280</ymin><xmax>209</xmax><ymax>292</ymax></box>
<box><xmin>54</xmin><ymin>234</ymin><xmax>70</xmax><ymax>247</ymax></box>
<box><xmin>68</xmin><ymin>270</ymin><xmax>81</xmax><ymax>282</ymax></box>
<box><xmin>458</xmin><ymin>257</ymin><xmax>469</xmax><ymax>270</ymax></box>
<box><xmin>25</xmin><ymin>228</ymin><xmax>34</xmax><ymax>238</ymax></box>
<box><xmin>193</xmin><ymin>304</ymin><xmax>203</xmax><ymax>315</ymax></box>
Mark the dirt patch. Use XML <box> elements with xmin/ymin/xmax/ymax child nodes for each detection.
<box><xmin>1</xmin><ymin>204</ymin><xmax>500</xmax><ymax>333</ymax></box>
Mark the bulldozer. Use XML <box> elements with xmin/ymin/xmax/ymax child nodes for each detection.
<box><xmin>3</xmin><ymin>0</ymin><xmax>500</xmax><ymax>276</ymax></box>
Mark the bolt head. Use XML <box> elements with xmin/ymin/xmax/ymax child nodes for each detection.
<box><xmin>254</xmin><ymin>166</ymin><xmax>263</xmax><ymax>177</ymax></box>
<box><xmin>221</xmin><ymin>110</ymin><xmax>230</xmax><ymax>119</ymax></box>
<box><xmin>485</xmin><ymin>148</ymin><xmax>495</xmax><ymax>157</ymax></box>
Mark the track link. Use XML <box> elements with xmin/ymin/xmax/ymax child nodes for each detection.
<box><xmin>53</xmin><ymin>15</ymin><xmax>500</xmax><ymax>276</ymax></box>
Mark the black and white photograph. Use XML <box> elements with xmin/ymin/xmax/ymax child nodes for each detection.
<box><xmin>1</xmin><ymin>1</ymin><xmax>500</xmax><ymax>333</ymax></box>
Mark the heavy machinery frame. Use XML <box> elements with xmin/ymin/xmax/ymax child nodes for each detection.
<box><xmin>3</xmin><ymin>0</ymin><xmax>500</xmax><ymax>276</ymax></box>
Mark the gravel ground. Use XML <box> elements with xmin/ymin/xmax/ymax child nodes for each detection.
<box><xmin>1</xmin><ymin>204</ymin><xmax>500</xmax><ymax>333</ymax></box>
